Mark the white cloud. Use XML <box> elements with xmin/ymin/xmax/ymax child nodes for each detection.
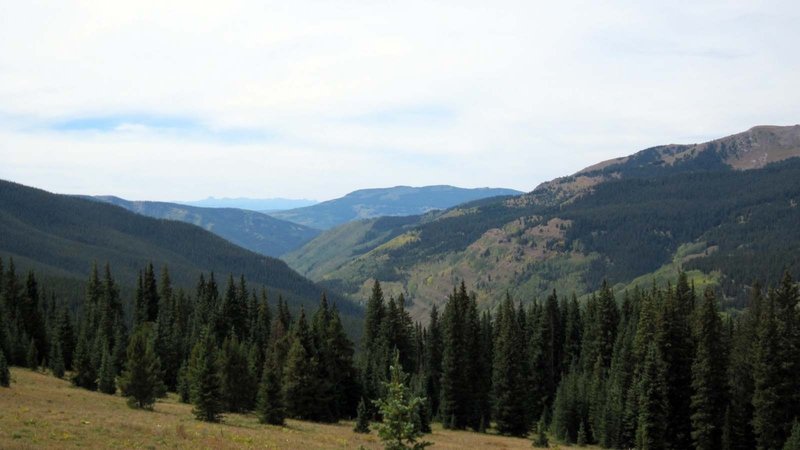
<box><xmin>1</xmin><ymin>0</ymin><xmax>799</xmax><ymax>200</ymax></box>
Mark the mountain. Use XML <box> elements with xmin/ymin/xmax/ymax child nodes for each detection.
<box><xmin>179</xmin><ymin>197</ymin><xmax>317</xmax><ymax>211</ymax></box>
<box><xmin>284</xmin><ymin>125</ymin><xmax>800</xmax><ymax>320</ymax></box>
<box><xmin>269</xmin><ymin>185</ymin><xmax>523</xmax><ymax>230</ymax></box>
<box><xmin>0</xmin><ymin>179</ymin><xmax>360</xmax><ymax>324</ymax></box>
<box><xmin>90</xmin><ymin>196</ymin><xmax>320</xmax><ymax>257</ymax></box>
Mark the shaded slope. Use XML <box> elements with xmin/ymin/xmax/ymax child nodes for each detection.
<box><xmin>92</xmin><ymin>196</ymin><xmax>320</xmax><ymax>257</ymax></box>
<box><xmin>0</xmin><ymin>179</ymin><xmax>359</xmax><ymax>320</ymax></box>
<box><xmin>270</xmin><ymin>185</ymin><xmax>522</xmax><ymax>230</ymax></box>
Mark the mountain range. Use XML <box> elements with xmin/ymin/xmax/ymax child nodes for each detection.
<box><xmin>89</xmin><ymin>196</ymin><xmax>320</xmax><ymax>257</ymax></box>
<box><xmin>0</xmin><ymin>180</ymin><xmax>361</xmax><ymax>330</ymax></box>
<box><xmin>284</xmin><ymin>125</ymin><xmax>800</xmax><ymax>320</ymax></box>
<box><xmin>268</xmin><ymin>185</ymin><xmax>522</xmax><ymax>230</ymax></box>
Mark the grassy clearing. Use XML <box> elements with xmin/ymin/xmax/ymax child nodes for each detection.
<box><xmin>0</xmin><ymin>368</ymin><xmax>592</xmax><ymax>449</ymax></box>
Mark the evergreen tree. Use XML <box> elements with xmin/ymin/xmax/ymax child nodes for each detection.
<box><xmin>118</xmin><ymin>325</ymin><xmax>165</xmax><ymax>409</ymax></box>
<box><xmin>97</xmin><ymin>343</ymin><xmax>117</xmax><ymax>395</ymax></box>
<box><xmin>492</xmin><ymin>294</ymin><xmax>530</xmax><ymax>436</ymax></box>
<box><xmin>256</xmin><ymin>351</ymin><xmax>285</xmax><ymax>425</ymax></box>
<box><xmin>785</xmin><ymin>420</ymin><xmax>800</xmax><ymax>450</ymax></box>
<box><xmin>219</xmin><ymin>335</ymin><xmax>256</xmax><ymax>412</ymax></box>
<box><xmin>26</xmin><ymin>338</ymin><xmax>38</xmax><ymax>370</ymax></box>
<box><xmin>753</xmin><ymin>295</ymin><xmax>783</xmax><ymax>450</ymax></box>
<box><xmin>177</xmin><ymin>360</ymin><xmax>190</xmax><ymax>403</ymax></box>
<box><xmin>188</xmin><ymin>330</ymin><xmax>223</xmax><ymax>422</ymax></box>
<box><xmin>532</xmin><ymin>414</ymin><xmax>550</xmax><ymax>448</ymax></box>
<box><xmin>354</xmin><ymin>397</ymin><xmax>371</xmax><ymax>433</ymax></box>
<box><xmin>49</xmin><ymin>336</ymin><xmax>65</xmax><ymax>379</ymax></box>
<box><xmin>659</xmin><ymin>274</ymin><xmax>695</xmax><ymax>450</ymax></box>
<box><xmin>374</xmin><ymin>350</ymin><xmax>432</xmax><ymax>450</ymax></box>
<box><xmin>282</xmin><ymin>308</ymin><xmax>320</xmax><ymax>420</ymax></box>
<box><xmin>637</xmin><ymin>341</ymin><xmax>668</xmax><ymax>450</ymax></box>
<box><xmin>0</xmin><ymin>350</ymin><xmax>9</xmax><ymax>387</ymax></box>
<box><xmin>71</xmin><ymin>322</ymin><xmax>97</xmax><ymax>390</ymax></box>
<box><xmin>690</xmin><ymin>288</ymin><xmax>727</xmax><ymax>450</ymax></box>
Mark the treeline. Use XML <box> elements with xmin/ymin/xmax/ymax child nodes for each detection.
<box><xmin>359</xmin><ymin>274</ymin><xmax>800</xmax><ymax>449</ymax></box>
<box><xmin>0</xmin><ymin>257</ymin><xmax>359</xmax><ymax>424</ymax></box>
<box><xmin>3</xmin><ymin>251</ymin><xmax>800</xmax><ymax>449</ymax></box>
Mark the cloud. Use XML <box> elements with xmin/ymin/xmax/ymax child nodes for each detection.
<box><xmin>0</xmin><ymin>0</ymin><xmax>799</xmax><ymax>200</ymax></box>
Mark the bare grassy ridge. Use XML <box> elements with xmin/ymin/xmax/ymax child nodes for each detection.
<box><xmin>0</xmin><ymin>368</ymin><xmax>593</xmax><ymax>449</ymax></box>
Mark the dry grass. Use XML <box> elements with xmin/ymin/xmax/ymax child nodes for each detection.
<box><xmin>0</xmin><ymin>368</ymin><xmax>591</xmax><ymax>449</ymax></box>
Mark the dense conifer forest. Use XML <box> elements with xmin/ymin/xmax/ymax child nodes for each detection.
<box><xmin>2</xmin><ymin>252</ymin><xmax>799</xmax><ymax>448</ymax></box>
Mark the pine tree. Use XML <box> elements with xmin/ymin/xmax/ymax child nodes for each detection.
<box><xmin>354</xmin><ymin>397</ymin><xmax>371</xmax><ymax>433</ymax></box>
<box><xmin>532</xmin><ymin>414</ymin><xmax>550</xmax><ymax>448</ymax></box>
<box><xmin>691</xmin><ymin>288</ymin><xmax>727</xmax><ymax>450</ymax></box>
<box><xmin>177</xmin><ymin>360</ymin><xmax>190</xmax><ymax>403</ymax></box>
<box><xmin>97</xmin><ymin>343</ymin><xmax>117</xmax><ymax>395</ymax></box>
<box><xmin>49</xmin><ymin>336</ymin><xmax>65</xmax><ymax>379</ymax></box>
<box><xmin>188</xmin><ymin>330</ymin><xmax>223</xmax><ymax>422</ymax></box>
<box><xmin>71</xmin><ymin>322</ymin><xmax>97</xmax><ymax>390</ymax></box>
<box><xmin>753</xmin><ymin>295</ymin><xmax>783</xmax><ymax>450</ymax></box>
<box><xmin>659</xmin><ymin>274</ymin><xmax>695</xmax><ymax>450</ymax></box>
<box><xmin>282</xmin><ymin>310</ymin><xmax>317</xmax><ymax>420</ymax></box>
<box><xmin>785</xmin><ymin>420</ymin><xmax>800</xmax><ymax>450</ymax></box>
<box><xmin>26</xmin><ymin>338</ymin><xmax>38</xmax><ymax>370</ymax></box>
<box><xmin>219</xmin><ymin>335</ymin><xmax>255</xmax><ymax>412</ymax></box>
<box><xmin>118</xmin><ymin>325</ymin><xmax>165</xmax><ymax>409</ymax></box>
<box><xmin>492</xmin><ymin>294</ymin><xmax>529</xmax><ymax>436</ymax></box>
<box><xmin>577</xmin><ymin>421</ymin><xmax>588</xmax><ymax>446</ymax></box>
<box><xmin>374</xmin><ymin>350</ymin><xmax>432</xmax><ymax>450</ymax></box>
<box><xmin>256</xmin><ymin>352</ymin><xmax>285</xmax><ymax>425</ymax></box>
<box><xmin>637</xmin><ymin>341</ymin><xmax>668</xmax><ymax>450</ymax></box>
<box><xmin>0</xmin><ymin>350</ymin><xmax>9</xmax><ymax>387</ymax></box>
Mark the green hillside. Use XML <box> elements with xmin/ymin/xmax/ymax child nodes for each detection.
<box><xmin>269</xmin><ymin>185</ymin><xmax>521</xmax><ymax>230</ymax></box>
<box><xmin>0</xmin><ymin>180</ymin><xmax>360</xmax><ymax>322</ymax></box>
<box><xmin>91</xmin><ymin>196</ymin><xmax>320</xmax><ymax>257</ymax></box>
<box><xmin>285</xmin><ymin>125</ymin><xmax>800</xmax><ymax>319</ymax></box>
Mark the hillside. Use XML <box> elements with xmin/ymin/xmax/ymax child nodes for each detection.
<box><xmin>269</xmin><ymin>185</ymin><xmax>522</xmax><ymax>230</ymax></box>
<box><xmin>91</xmin><ymin>196</ymin><xmax>320</xmax><ymax>257</ymax></box>
<box><xmin>285</xmin><ymin>125</ymin><xmax>800</xmax><ymax>319</ymax></box>
<box><xmin>0</xmin><ymin>179</ymin><xmax>359</xmax><ymax>321</ymax></box>
<box><xmin>0</xmin><ymin>368</ymin><xmax>566</xmax><ymax>449</ymax></box>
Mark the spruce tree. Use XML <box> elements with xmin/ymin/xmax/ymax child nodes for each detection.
<box><xmin>492</xmin><ymin>294</ymin><xmax>529</xmax><ymax>436</ymax></box>
<box><xmin>49</xmin><ymin>336</ymin><xmax>65</xmax><ymax>379</ymax></box>
<box><xmin>282</xmin><ymin>314</ymin><xmax>317</xmax><ymax>420</ymax></box>
<box><xmin>690</xmin><ymin>288</ymin><xmax>727</xmax><ymax>450</ymax></box>
<box><xmin>0</xmin><ymin>350</ymin><xmax>9</xmax><ymax>387</ymax></box>
<box><xmin>785</xmin><ymin>420</ymin><xmax>800</xmax><ymax>450</ymax></box>
<box><xmin>374</xmin><ymin>350</ymin><xmax>432</xmax><ymax>450</ymax></box>
<box><xmin>753</xmin><ymin>295</ymin><xmax>783</xmax><ymax>450</ymax></box>
<box><xmin>26</xmin><ymin>338</ymin><xmax>38</xmax><ymax>370</ymax></box>
<box><xmin>354</xmin><ymin>397</ymin><xmax>371</xmax><ymax>433</ymax></box>
<box><xmin>256</xmin><ymin>352</ymin><xmax>285</xmax><ymax>425</ymax></box>
<box><xmin>188</xmin><ymin>330</ymin><xmax>223</xmax><ymax>422</ymax></box>
<box><xmin>219</xmin><ymin>334</ymin><xmax>255</xmax><ymax>412</ymax></box>
<box><xmin>532</xmin><ymin>414</ymin><xmax>550</xmax><ymax>448</ymax></box>
<box><xmin>71</xmin><ymin>323</ymin><xmax>97</xmax><ymax>390</ymax></box>
<box><xmin>637</xmin><ymin>341</ymin><xmax>668</xmax><ymax>450</ymax></box>
<box><xmin>98</xmin><ymin>343</ymin><xmax>117</xmax><ymax>395</ymax></box>
<box><xmin>177</xmin><ymin>360</ymin><xmax>190</xmax><ymax>403</ymax></box>
<box><xmin>118</xmin><ymin>325</ymin><xmax>165</xmax><ymax>409</ymax></box>
<box><xmin>659</xmin><ymin>274</ymin><xmax>695</xmax><ymax>450</ymax></box>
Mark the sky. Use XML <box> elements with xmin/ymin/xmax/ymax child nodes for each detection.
<box><xmin>1</xmin><ymin>1</ymin><xmax>799</xmax><ymax>201</ymax></box>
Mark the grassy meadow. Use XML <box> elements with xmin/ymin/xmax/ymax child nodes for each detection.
<box><xmin>0</xmin><ymin>368</ymin><xmax>593</xmax><ymax>449</ymax></box>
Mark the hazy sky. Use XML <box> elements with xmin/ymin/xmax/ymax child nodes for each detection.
<box><xmin>1</xmin><ymin>1</ymin><xmax>799</xmax><ymax>201</ymax></box>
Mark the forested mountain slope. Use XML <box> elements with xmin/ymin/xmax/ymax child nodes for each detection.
<box><xmin>91</xmin><ymin>196</ymin><xmax>320</xmax><ymax>257</ymax></box>
<box><xmin>269</xmin><ymin>185</ymin><xmax>522</xmax><ymax>230</ymax></box>
<box><xmin>285</xmin><ymin>125</ymin><xmax>800</xmax><ymax>319</ymax></box>
<box><xmin>0</xmin><ymin>180</ymin><xmax>359</xmax><ymax>320</ymax></box>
